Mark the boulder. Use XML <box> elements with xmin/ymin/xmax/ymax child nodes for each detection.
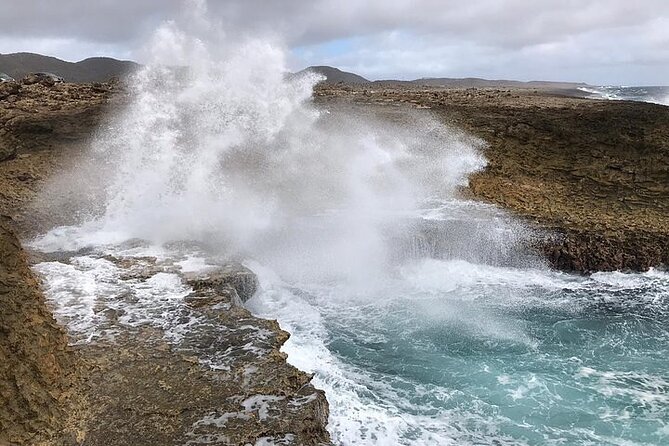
<box><xmin>0</xmin><ymin>81</ymin><xmax>20</xmax><ymax>100</ymax></box>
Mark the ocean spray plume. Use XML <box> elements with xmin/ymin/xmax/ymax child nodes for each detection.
<box><xmin>33</xmin><ymin>3</ymin><xmax>489</xmax><ymax>284</ymax></box>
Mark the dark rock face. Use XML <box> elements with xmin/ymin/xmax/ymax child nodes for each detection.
<box><xmin>185</xmin><ymin>265</ymin><xmax>259</xmax><ymax>304</ymax></box>
<box><xmin>0</xmin><ymin>216</ymin><xmax>79</xmax><ymax>445</ymax></box>
<box><xmin>0</xmin><ymin>137</ymin><xmax>15</xmax><ymax>162</ymax></box>
<box><xmin>542</xmin><ymin>229</ymin><xmax>669</xmax><ymax>273</ymax></box>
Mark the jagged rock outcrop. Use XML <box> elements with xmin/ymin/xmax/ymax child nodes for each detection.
<box><xmin>0</xmin><ymin>216</ymin><xmax>79</xmax><ymax>445</ymax></box>
<box><xmin>59</xmin><ymin>258</ymin><xmax>331</xmax><ymax>445</ymax></box>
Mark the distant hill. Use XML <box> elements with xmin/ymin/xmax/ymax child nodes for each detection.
<box><xmin>408</xmin><ymin>77</ymin><xmax>588</xmax><ymax>89</ymax></box>
<box><xmin>298</xmin><ymin>66</ymin><xmax>370</xmax><ymax>84</ymax></box>
<box><xmin>0</xmin><ymin>52</ymin><xmax>138</xmax><ymax>83</ymax></box>
<box><xmin>296</xmin><ymin>65</ymin><xmax>586</xmax><ymax>89</ymax></box>
<box><xmin>0</xmin><ymin>54</ymin><xmax>587</xmax><ymax>90</ymax></box>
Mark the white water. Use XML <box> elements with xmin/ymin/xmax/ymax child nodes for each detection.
<box><xmin>30</xmin><ymin>3</ymin><xmax>669</xmax><ymax>445</ymax></box>
<box><xmin>578</xmin><ymin>86</ymin><xmax>669</xmax><ymax>106</ymax></box>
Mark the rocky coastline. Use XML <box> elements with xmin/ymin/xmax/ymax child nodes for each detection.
<box><xmin>314</xmin><ymin>84</ymin><xmax>669</xmax><ymax>272</ymax></box>
<box><xmin>1</xmin><ymin>79</ymin><xmax>667</xmax><ymax>444</ymax></box>
<box><xmin>0</xmin><ymin>217</ymin><xmax>80</xmax><ymax>445</ymax></box>
<box><xmin>0</xmin><ymin>82</ymin><xmax>331</xmax><ymax>445</ymax></box>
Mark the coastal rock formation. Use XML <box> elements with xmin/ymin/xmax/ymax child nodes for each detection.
<box><xmin>1</xmin><ymin>83</ymin><xmax>331</xmax><ymax>445</ymax></box>
<box><xmin>0</xmin><ymin>82</ymin><xmax>20</xmax><ymax>103</ymax></box>
<box><xmin>456</xmin><ymin>96</ymin><xmax>669</xmax><ymax>272</ymax></box>
<box><xmin>0</xmin><ymin>81</ymin><xmax>118</xmax><ymax>234</ymax></box>
<box><xmin>0</xmin><ymin>81</ymin><xmax>112</xmax><ymax>155</ymax></box>
<box><xmin>3</xmin><ymin>77</ymin><xmax>668</xmax><ymax>444</ymax></box>
<box><xmin>71</xmin><ymin>258</ymin><xmax>331</xmax><ymax>445</ymax></box>
<box><xmin>0</xmin><ymin>217</ymin><xmax>79</xmax><ymax>445</ymax></box>
<box><xmin>315</xmin><ymin>85</ymin><xmax>669</xmax><ymax>272</ymax></box>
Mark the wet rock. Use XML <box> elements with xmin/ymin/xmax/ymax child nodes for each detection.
<box><xmin>541</xmin><ymin>228</ymin><xmax>669</xmax><ymax>273</ymax></box>
<box><xmin>73</xmin><ymin>260</ymin><xmax>331</xmax><ymax>446</ymax></box>
<box><xmin>27</xmin><ymin>246</ymin><xmax>96</xmax><ymax>265</ymax></box>
<box><xmin>185</xmin><ymin>264</ymin><xmax>259</xmax><ymax>303</ymax></box>
<box><xmin>0</xmin><ymin>80</ymin><xmax>333</xmax><ymax>445</ymax></box>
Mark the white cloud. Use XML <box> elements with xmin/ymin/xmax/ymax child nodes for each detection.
<box><xmin>1</xmin><ymin>0</ymin><xmax>668</xmax><ymax>84</ymax></box>
<box><xmin>0</xmin><ymin>36</ymin><xmax>133</xmax><ymax>62</ymax></box>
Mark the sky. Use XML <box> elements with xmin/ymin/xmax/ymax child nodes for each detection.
<box><xmin>1</xmin><ymin>0</ymin><xmax>668</xmax><ymax>85</ymax></box>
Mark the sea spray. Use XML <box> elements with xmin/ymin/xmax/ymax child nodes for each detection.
<box><xmin>34</xmin><ymin>2</ymin><xmax>490</xmax><ymax>286</ymax></box>
<box><xmin>578</xmin><ymin>85</ymin><xmax>669</xmax><ymax>105</ymax></box>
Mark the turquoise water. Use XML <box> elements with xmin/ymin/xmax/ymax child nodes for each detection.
<box><xmin>33</xmin><ymin>203</ymin><xmax>669</xmax><ymax>445</ymax></box>
<box><xmin>33</xmin><ymin>218</ymin><xmax>669</xmax><ymax>445</ymax></box>
<box><xmin>249</xmin><ymin>218</ymin><xmax>669</xmax><ymax>445</ymax></box>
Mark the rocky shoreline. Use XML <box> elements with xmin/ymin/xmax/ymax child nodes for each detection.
<box><xmin>44</xmin><ymin>253</ymin><xmax>331</xmax><ymax>446</ymax></box>
<box><xmin>1</xmin><ymin>82</ymin><xmax>331</xmax><ymax>445</ymax></box>
<box><xmin>0</xmin><ymin>218</ymin><xmax>80</xmax><ymax>445</ymax></box>
<box><xmin>1</xmin><ymin>79</ymin><xmax>667</xmax><ymax>444</ymax></box>
<box><xmin>314</xmin><ymin>84</ymin><xmax>669</xmax><ymax>272</ymax></box>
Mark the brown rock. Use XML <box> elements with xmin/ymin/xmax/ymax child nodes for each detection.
<box><xmin>315</xmin><ymin>84</ymin><xmax>669</xmax><ymax>272</ymax></box>
<box><xmin>0</xmin><ymin>81</ymin><xmax>20</xmax><ymax>100</ymax></box>
<box><xmin>0</xmin><ymin>216</ymin><xmax>80</xmax><ymax>445</ymax></box>
<box><xmin>74</xmin><ymin>262</ymin><xmax>331</xmax><ymax>446</ymax></box>
<box><xmin>0</xmin><ymin>138</ymin><xmax>15</xmax><ymax>161</ymax></box>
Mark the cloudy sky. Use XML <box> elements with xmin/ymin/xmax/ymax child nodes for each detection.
<box><xmin>1</xmin><ymin>0</ymin><xmax>668</xmax><ymax>85</ymax></box>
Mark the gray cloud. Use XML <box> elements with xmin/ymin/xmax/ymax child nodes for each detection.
<box><xmin>0</xmin><ymin>1</ymin><xmax>180</xmax><ymax>42</ymax></box>
<box><xmin>1</xmin><ymin>0</ymin><xmax>668</xmax><ymax>84</ymax></box>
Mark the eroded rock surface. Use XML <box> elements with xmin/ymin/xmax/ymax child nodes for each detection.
<box><xmin>4</xmin><ymin>78</ymin><xmax>668</xmax><ymax>445</ymax></box>
<box><xmin>33</xmin><ymin>254</ymin><xmax>331</xmax><ymax>446</ymax></box>
<box><xmin>0</xmin><ymin>81</ymin><xmax>118</xmax><ymax>234</ymax></box>
<box><xmin>315</xmin><ymin>85</ymin><xmax>669</xmax><ymax>272</ymax></box>
<box><xmin>2</xmin><ymin>83</ymin><xmax>330</xmax><ymax>445</ymax></box>
<box><xmin>0</xmin><ymin>217</ymin><xmax>81</xmax><ymax>445</ymax></box>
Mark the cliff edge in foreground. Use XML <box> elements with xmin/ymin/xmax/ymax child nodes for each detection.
<box><xmin>1</xmin><ymin>82</ymin><xmax>331</xmax><ymax>445</ymax></box>
<box><xmin>0</xmin><ymin>217</ymin><xmax>80</xmax><ymax>445</ymax></box>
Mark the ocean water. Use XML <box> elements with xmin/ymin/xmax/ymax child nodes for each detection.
<box><xmin>29</xmin><ymin>5</ymin><xmax>669</xmax><ymax>445</ymax></box>
<box><xmin>31</xmin><ymin>202</ymin><xmax>669</xmax><ymax>446</ymax></box>
<box><xmin>578</xmin><ymin>86</ymin><xmax>669</xmax><ymax>106</ymax></box>
<box><xmin>248</xmin><ymin>228</ymin><xmax>669</xmax><ymax>445</ymax></box>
